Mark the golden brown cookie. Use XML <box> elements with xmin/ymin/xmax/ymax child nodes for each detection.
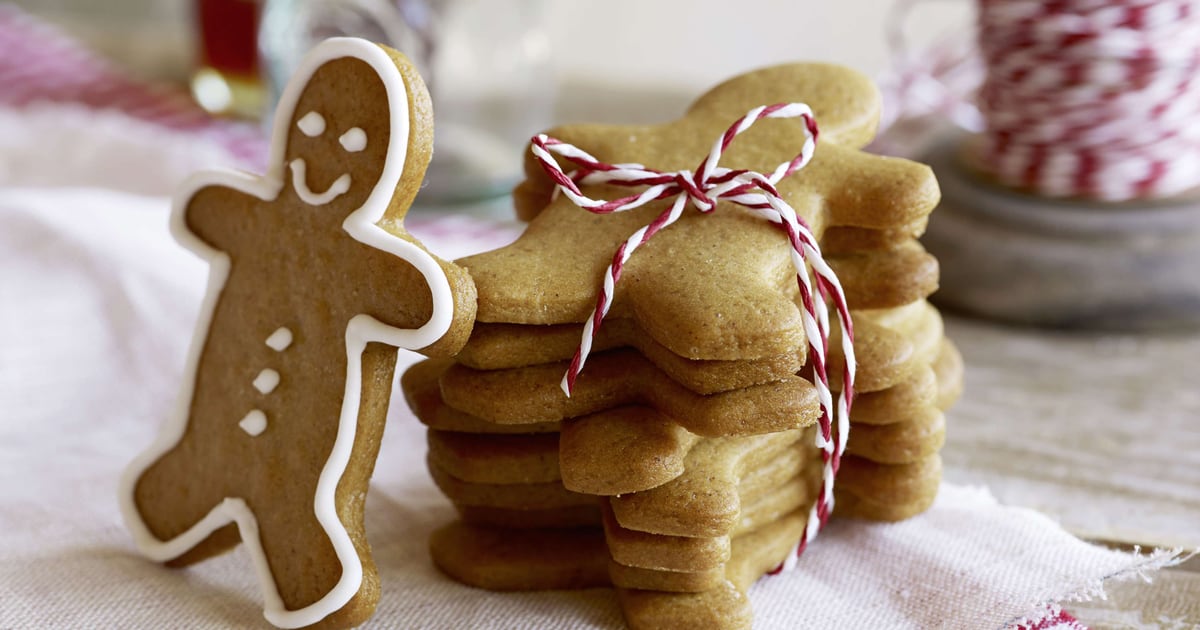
<box><xmin>427</xmin><ymin>427</ymin><xmax>811</xmax><ymax>515</ymax></box>
<box><xmin>933</xmin><ymin>337</ymin><xmax>966</xmax><ymax>411</ymax></box>
<box><xmin>606</xmin><ymin>480</ymin><xmax>819</xmax><ymax>593</ymax></box>
<box><xmin>829</xmin><ymin>299</ymin><xmax>945</xmax><ymax>393</ymax></box>
<box><xmin>425</xmin><ymin>422</ymin><xmax>822</xmax><ymax>589</ymax></box>
<box><xmin>462</xmin><ymin>63</ymin><xmax>938</xmax><ymax>370</ymax></box>
<box><xmin>835</xmin><ymin>454</ymin><xmax>943</xmax><ymax>521</ymax></box>
<box><xmin>605</xmin><ymin>464</ymin><xmax>820</xmax><ymax>575</ymax></box>
<box><xmin>821</xmin><ymin>220</ymin><xmax>930</xmax><ymax>254</ymax></box>
<box><xmin>429</xmin><ymin>522</ymin><xmax>609</xmax><ymax>592</ymax></box>
<box><xmin>427</xmin><ymin>456</ymin><xmax>594</xmax><ymax>511</ymax></box>
<box><xmin>457</xmin><ymin>319</ymin><xmax>804</xmax><ymax>395</ymax></box>
<box><xmin>850</xmin><ymin>364</ymin><xmax>939</xmax><ymax>425</ymax></box>
<box><xmin>454</xmin><ymin>237</ymin><xmax>939</xmax><ymax>389</ymax></box>
<box><xmin>607</xmin><ymin>429</ymin><xmax>813</xmax><ymax>538</ymax></box>
<box><xmin>616</xmin><ymin>507</ymin><xmax>809</xmax><ymax>630</ymax></box>
<box><xmin>403</xmin><ymin>358</ymin><xmax>560</xmax><ymax>434</ymax></box>
<box><xmin>411</xmin><ymin>357</ymin><xmax>803</xmax><ymax>498</ymax></box>
<box><xmin>119</xmin><ymin>39</ymin><xmax>476</xmax><ymax>630</ymax></box>
<box><xmin>410</xmin><ymin>358</ymin><xmax>701</xmax><ymax>496</ymax></box>
<box><xmin>559</xmin><ymin>409</ymin><xmax>697</xmax><ymax>495</ymax></box>
<box><xmin>429</xmin><ymin>508</ymin><xmax>810</xmax><ymax>630</ymax></box>
<box><xmin>602</xmin><ymin>505</ymin><xmax>728</xmax><ymax>573</ymax></box>
<box><xmin>412</xmin><ymin>331</ymin><xmax>958</xmax><ymax>525</ymax></box>
<box><xmin>427</xmin><ymin>430</ymin><xmax>561</xmax><ymax>485</ymax></box>
<box><xmin>456</xmin><ymin>504</ymin><xmax>602</xmax><ymax>529</ymax></box>
<box><xmin>438</xmin><ymin>349</ymin><xmax>820</xmax><ymax>437</ymax></box>
<box><xmin>412</xmin><ymin>60</ymin><xmax>961</xmax><ymax>630</ymax></box>
<box><xmin>827</xmin><ymin>241</ymin><xmax>940</xmax><ymax>310</ymax></box>
<box><xmin>833</xmin><ymin>335</ymin><xmax>961</xmax><ymax>519</ymax></box>
<box><xmin>845</xmin><ymin>408</ymin><xmax>946</xmax><ymax>464</ymax></box>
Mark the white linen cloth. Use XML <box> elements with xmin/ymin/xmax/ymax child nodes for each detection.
<box><xmin>0</xmin><ymin>106</ymin><xmax>1182</xmax><ymax>629</ymax></box>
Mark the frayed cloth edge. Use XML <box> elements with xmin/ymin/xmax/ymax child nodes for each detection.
<box><xmin>1001</xmin><ymin>547</ymin><xmax>1197</xmax><ymax>630</ymax></box>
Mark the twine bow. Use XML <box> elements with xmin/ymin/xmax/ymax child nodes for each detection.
<box><xmin>530</xmin><ymin>102</ymin><xmax>857</xmax><ymax>562</ymax></box>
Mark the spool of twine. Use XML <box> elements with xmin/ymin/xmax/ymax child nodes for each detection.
<box><xmin>882</xmin><ymin>1</ymin><xmax>1200</xmax><ymax>329</ymax></box>
<box><xmin>971</xmin><ymin>0</ymin><xmax>1200</xmax><ymax>201</ymax></box>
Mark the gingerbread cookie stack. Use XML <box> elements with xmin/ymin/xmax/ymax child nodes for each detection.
<box><xmin>403</xmin><ymin>62</ymin><xmax>962</xmax><ymax>629</ymax></box>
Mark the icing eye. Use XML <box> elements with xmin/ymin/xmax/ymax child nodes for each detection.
<box><xmin>339</xmin><ymin>128</ymin><xmax>367</xmax><ymax>152</ymax></box>
<box><xmin>297</xmin><ymin>111</ymin><xmax>325</xmax><ymax>137</ymax></box>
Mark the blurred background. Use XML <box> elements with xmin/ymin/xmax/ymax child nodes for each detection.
<box><xmin>13</xmin><ymin>0</ymin><xmax>966</xmax><ymax>90</ymax></box>
<box><xmin>8</xmin><ymin>0</ymin><xmax>967</xmax><ymax>201</ymax></box>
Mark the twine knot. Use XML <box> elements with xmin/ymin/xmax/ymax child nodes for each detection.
<box><xmin>529</xmin><ymin>102</ymin><xmax>857</xmax><ymax>565</ymax></box>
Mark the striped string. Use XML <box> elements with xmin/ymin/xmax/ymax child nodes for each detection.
<box><xmin>975</xmin><ymin>0</ymin><xmax>1200</xmax><ymax>200</ymax></box>
<box><xmin>530</xmin><ymin>103</ymin><xmax>856</xmax><ymax>563</ymax></box>
<box><xmin>877</xmin><ymin>0</ymin><xmax>1200</xmax><ymax>201</ymax></box>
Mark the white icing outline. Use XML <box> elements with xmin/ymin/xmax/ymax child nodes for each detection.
<box><xmin>297</xmin><ymin>111</ymin><xmax>326</xmax><ymax>137</ymax></box>
<box><xmin>339</xmin><ymin>127</ymin><xmax>367</xmax><ymax>152</ymax></box>
<box><xmin>289</xmin><ymin>158</ymin><xmax>351</xmax><ymax>206</ymax></box>
<box><xmin>265</xmin><ymin>327</ymin><xmax>293</xmax><ymax>351</ymax></box>
<box><xmin>240</xmin><ymin>410</ymin><xmax>269</xmax><ymax>436</ymax></box>
<box><xmin>118</xmin><ymin>37</ymin><xmax>454</xmax><ymax>629</ymax></box>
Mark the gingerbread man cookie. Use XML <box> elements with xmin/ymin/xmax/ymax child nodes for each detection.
<box><xmin>119</xmin><ymin>38</ymin><xmax>475</xmax><ymax>629</ymax></box>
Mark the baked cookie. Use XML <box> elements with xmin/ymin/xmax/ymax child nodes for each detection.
<box><xmin>430</xmin><ymin>506</ymin><xmax>813</xmax><ymax>630</ymax></box>
<box><xmin>400</xmin><ymin>59</ymin><xmax>960</xmax><ymax>630</ymax></box>
<box><xmin>460</xmin><ymin>63</ymin><xmax>938</xmax><ymax>364</ymax></box>
<box><xmin>119</xmin><ymin>38</ymin><xmax>475</xmax><ymax>629</ymax></box>
<box><xmin>438</xmin><ymin>349</ymin><xmax>821</xmax><ymax>436</ymax></box>
<box><xmin>454</xmin><ymin>237</ymin><xmax>939</xmax><ymax>389</ymax></box>
<box><xmin>837</xmin><ymin>338</ymin><xmax>963</xmax><ymax>521</ymax></box>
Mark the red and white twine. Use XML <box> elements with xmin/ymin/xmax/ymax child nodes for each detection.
<box><xmin>880</xmin><ymin>0</ymin><xmax>1200</xmax><ymax>201</ymax></box>
<box><xmin>530</xmin><ymin>103</ymin><xmax>856</xmax><ymax>564</ymax></box>
<box><xmin>977</xmin><ymin>0</ymin><xmax>1200</xmax><ymax>200</ymax></box>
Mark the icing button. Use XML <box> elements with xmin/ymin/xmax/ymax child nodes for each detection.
<box><xmin>266</xmin><ymin>327</ymin><xmax>293</xmax><ymax>351</ymax></box>
<box><xmin>239</xmin><ymin>410</ymin><xmax>268</xmax><ymax>436</ymax></box>
<box><xmin>253</xmin><ymin>369</ymin><xmax>280</xmax><ymax>395</ymax></box>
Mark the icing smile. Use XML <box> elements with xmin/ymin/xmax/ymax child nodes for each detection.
<box><xmin>289</xmin><ymin>158</ymin><xmax>351</xmax><ymax>206</ymax></box>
